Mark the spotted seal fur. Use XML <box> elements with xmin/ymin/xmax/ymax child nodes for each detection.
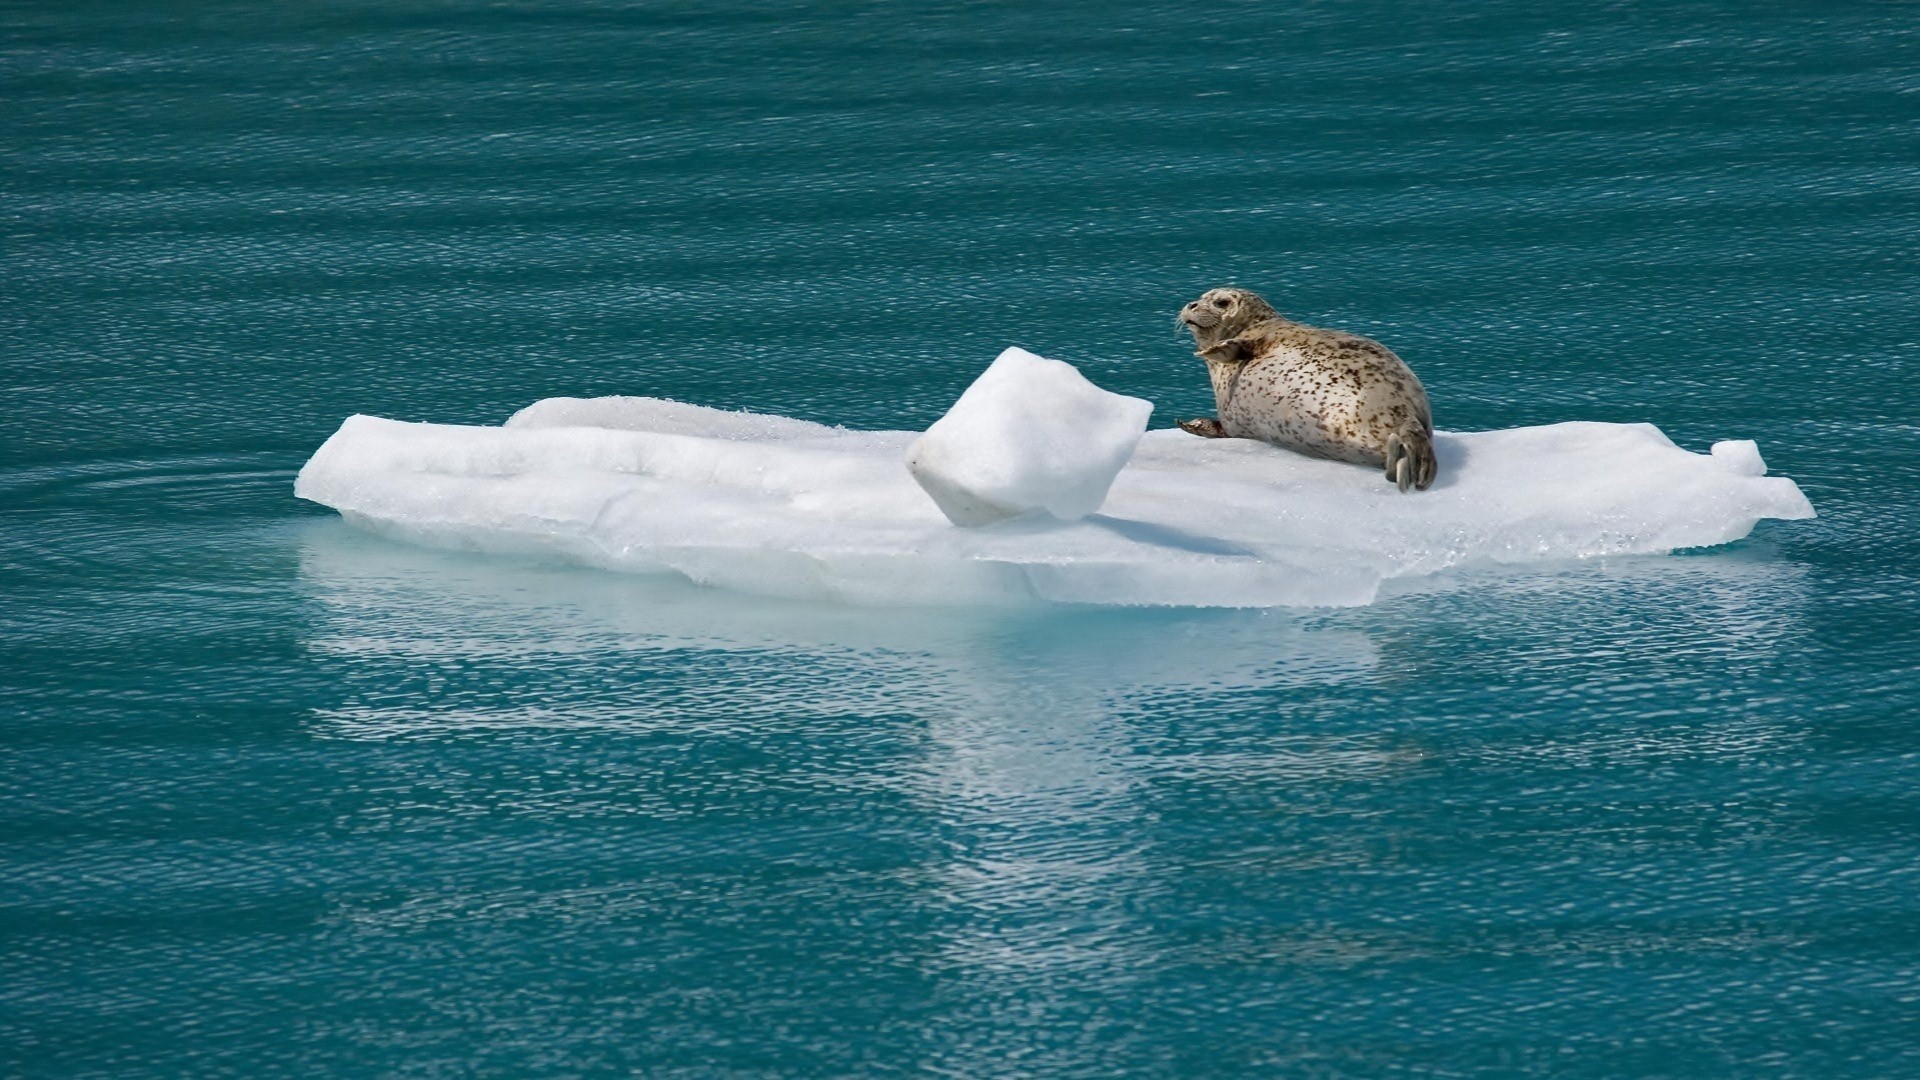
<box><xmin>1176</xmin><ymin>287</ymin><xmax>1438</xmax><ymax>492</ymax></box>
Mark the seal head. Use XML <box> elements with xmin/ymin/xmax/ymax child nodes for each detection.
<box><xmin>1178</xmin><ymin>287</ymin><xmax>1279</xmax><ymax>353</ymax></box>
<box><xmin>1176</xmin><ymin>286</ymin><xmax>1438</xmax><ymax>492</ymax></box>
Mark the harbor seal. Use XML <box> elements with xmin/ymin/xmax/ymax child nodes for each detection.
<box><xmin>1176</xmin><ymin>287</ymin><xmax>1438</xmax><ymax>492</ymax></box>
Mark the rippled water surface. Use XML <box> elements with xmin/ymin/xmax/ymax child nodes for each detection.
<box><xmin>5</xmin><ymin>2</ymin><xmax>1918</xmax><ymax>1075</ymax></box>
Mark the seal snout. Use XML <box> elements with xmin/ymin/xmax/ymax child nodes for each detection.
<box><xmin>1178</xmin><ymin>300</ymin><xmax>1218</xmax><ymax>332</ymax></box>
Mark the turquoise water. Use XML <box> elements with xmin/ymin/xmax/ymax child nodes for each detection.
<box><xmin>5</xmin><ymin>1</ymin><xmax>1918</xmax><ymax>1074</ymax></box>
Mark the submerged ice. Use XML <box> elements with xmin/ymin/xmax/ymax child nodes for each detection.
<box><xmin>295</xmin><ymin>388</ymin><xmax>1814</xmax><ymax>609</ymax></box>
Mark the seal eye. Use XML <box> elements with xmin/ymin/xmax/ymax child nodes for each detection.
<box><xmin>1212</xmin><ymin>297</ymin><xmax>1232</xmax><ymax>310</ymax></box>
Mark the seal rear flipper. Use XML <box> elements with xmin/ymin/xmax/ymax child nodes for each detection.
<box><xmin>1177</xmin><ymin>417</ymin><xmax>1229</xmax><ymax>438</ymax></box>
<box><xmin>1384</xmin><ymin>425</ymin><xmax>1437</xmax><ymax>493</ymax></box>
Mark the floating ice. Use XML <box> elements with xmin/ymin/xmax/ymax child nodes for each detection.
<box><xmin>295</xmin><ymin>394</ymin><xmax>1815</xmax><ymax>608</ymax></box>
<box><xmin>905</xmin><ymin>347</ymin><xmax>1153</xmax><ymax>526</ymax></box>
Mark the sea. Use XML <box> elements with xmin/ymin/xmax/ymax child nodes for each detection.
<box><xmin>4</xmin><ymin>2</ymin><xmax>1918</xmax><ymax>1075</ymax></box>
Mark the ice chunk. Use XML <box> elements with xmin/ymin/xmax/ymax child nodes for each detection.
<box><xmin>294</xmin><ymin>397</ymin><xmax>1816</xmax><ymax>609</ymax></box>
<box><xmin>906</xmin><ymin>347</ymin><xmax>1154</xmax><ymax>526</ymax></box>
<box><xmin>1710</xmin><ymin>439</ymin><xmax>1767</xmax><ymax>477</ymax></box>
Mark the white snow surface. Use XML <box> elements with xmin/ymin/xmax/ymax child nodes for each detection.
<box><xmin>295</xmin><ymin>396</ymin><xmax>1815</xmax><ymax>609</ymax></box>
<box><xmin>905</xmin><ymin>347</ymin><xmax>1153</xmax><ymax>526</ymax></box>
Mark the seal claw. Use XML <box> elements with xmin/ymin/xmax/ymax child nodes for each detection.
<box><xmin>1178</xmin><ymin>417</ymin><xmax>1230</xmax><ymax>439</ymax></box>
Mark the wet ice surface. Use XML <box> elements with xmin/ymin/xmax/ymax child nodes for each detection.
<box><xmin>294</xmin><ymin>391</ymin><xmax>1814</xmax><ymax>608</ymax></box>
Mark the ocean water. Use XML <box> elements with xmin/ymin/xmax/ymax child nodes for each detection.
<box><xmin>4</xmin><ymin>1</ymin><xmax>1918</xmax><ymax>1075</ymax></box>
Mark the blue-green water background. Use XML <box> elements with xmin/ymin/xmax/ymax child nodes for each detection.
<box><xmin>5</xmin><ymin>2</ymin><xmax>1919</xmax><ymax>1075</ymax></box>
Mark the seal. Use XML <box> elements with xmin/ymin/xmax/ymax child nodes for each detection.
<box><xmin>1176</xmin><ymin>287</ymin><xmax>1438</xmax><ymax>492</ymax></box>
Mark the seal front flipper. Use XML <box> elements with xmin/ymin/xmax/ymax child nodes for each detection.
<box><xmin>1177</xmin><ymin>417</ymin><xmax>1229</xmax><ymax>438</ymax></box>
<box><xmin>1196</xmin><ymin>337</ymin><xmax>1259</xmax><ymax>364</ymax></box>
<box><xmin>1383</xmin><ymin>424</ymin><xmax>1437</xmax><ymax>493</ymax></box>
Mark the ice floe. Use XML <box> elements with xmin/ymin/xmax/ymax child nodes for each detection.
<box><xmin>295</xmin><ymin>359</ymin><xmax>1814</xmax><ymax>609</ymax></box>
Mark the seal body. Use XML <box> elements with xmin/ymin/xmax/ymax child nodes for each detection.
<box><xmin>1177</xmin><ymin>287</ymin><xmax>1438</xmax><ymax>492</ymax></box>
